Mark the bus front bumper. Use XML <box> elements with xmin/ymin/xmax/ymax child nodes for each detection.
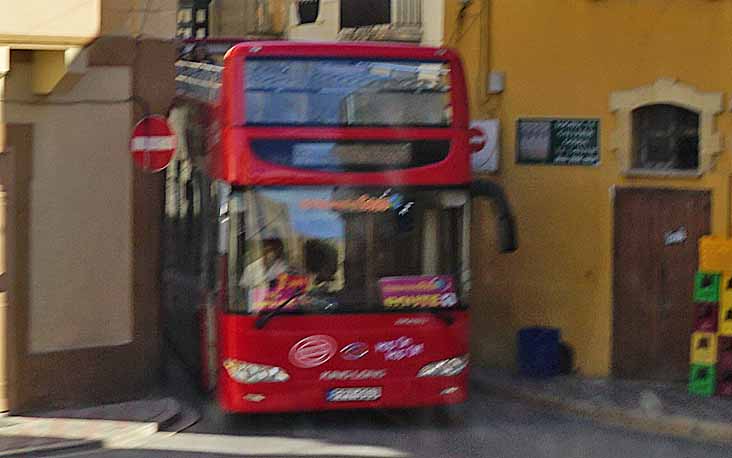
<box><xmin>218</xmin><ymin>373</ymin><xmax>469</xmax><ymax>413</ymax></box>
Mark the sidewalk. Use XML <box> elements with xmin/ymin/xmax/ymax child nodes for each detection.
<box><xmin>0</xmin><ymin>397</ymin><xmax>197</xmax><ymax>457</ymax></box>
<box><xmin>472</xmin><ymin>367</ymin><xmax>732</xmax><ymax>445</ymax></box>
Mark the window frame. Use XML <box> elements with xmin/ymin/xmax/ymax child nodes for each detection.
<box><xmin>631</xmin><ymin>103</ymin><xmax>700</xmax><ymax>172</ymax></box>
<box><xmin>609</xmin><ymin>78</ymin><xmax>723</xmax><ymax>178</ymax></box>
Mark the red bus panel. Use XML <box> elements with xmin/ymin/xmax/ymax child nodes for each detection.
<box><xmin>217</xmin><ymin>311</ymin><xmax>469</xmax><ymax>413</ymax></box>
<box><xmin>213</xmin><ymin>42</ymin><xmax>472</xmax><ymax>187</ymax></box>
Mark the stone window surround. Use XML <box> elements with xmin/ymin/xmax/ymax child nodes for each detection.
<box><xmin>609</xmin><ymin>78</ymin><xmax>723</xmax><ymax>177</ymax></box>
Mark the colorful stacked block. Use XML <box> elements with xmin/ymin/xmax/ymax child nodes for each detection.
<box><xmin>694</xmin><ymin>303</ymin><xmax>718</xmax><ymax>333</ymax></box>
<box><xmin>720</xmin><ymin>273</ymin><xmax>732</xmax><ymax>335</ymax></box>
<box><xmin>700</xmin><ymin>237</ymin><xmax>732</xmax><ymax>272</ymax></box>
<box><xmin>690</xmin><ymin>332</ymin><xmax>717</xmax><ymax>365</ymax></box>
<box><xmin>718</xmin><ymin>273</ymin><xmax>732</xmax><ymax>396</ymax></box>
<box><xmin>717</xmin><ymin>336</ymin><xmax>732</xmax><ymax>396</ymax></box>
<box><xmin>694</xmin><ymin>272</ymin><xmax>720</xmax><ymax>303</ymax></box>
<box><xmin>689</xmin><ymin>364</ymin><xmax>717</xmax><ymax>397</ymax></box>
<box><xmin>690</xmin><ymin>274</ymin><xmax>719</xmax><ymax>396</ymax></box>
<box><xmin>692</xmin><ymin>236</ymin><xmax>732</xmax><ymax>397</ymax></box>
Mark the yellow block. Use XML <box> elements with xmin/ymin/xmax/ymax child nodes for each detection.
<box><xmin>700</xmin><ymin>237</ymin><xmax>732</xmax><ymax>272</ymax></box>
<box><xmin>691</xmin><ymin>332</ymin><xmax>718</xmax><ymax>364</ymax></box>
<box><xmin>721</xmin><ymin>297</ymin><xmax>732</xmax><ymax>336</ymax></box>
<box><xmin>722</xmin><ymin>272</ymin><xmax>732</xmax><ymax>302</ymax></box>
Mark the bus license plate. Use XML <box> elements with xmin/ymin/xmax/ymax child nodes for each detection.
<box><xmin>326</xmin><ymin>387</ymin><xmax>382</xmax><ymax>402</ymax></box>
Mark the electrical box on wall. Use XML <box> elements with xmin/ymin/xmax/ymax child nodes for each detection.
<box><xmin>487</xmin><ymin>71</ymin><xmax>505</xmax><ymax>94</ymax></box>
<box><xmin>470</xmin><ymin>119</ymin><xmax>500</xmax><ymax>173</ymax></box>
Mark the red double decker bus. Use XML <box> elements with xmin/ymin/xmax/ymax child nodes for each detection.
<box><xmin>167</xmin><ymin>41</ymin><xmax>516</xmax><ymax>413</ymax></box>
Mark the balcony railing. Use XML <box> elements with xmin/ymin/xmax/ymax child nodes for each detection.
<box><xmin>338</xmin><ymin>0</ymin><xmax>422</xmax><ymax>43</ymax></box>
<box><xmin>393</xmin><ymin>0</ymin><xmax>422</xmax><ymax>27</ymax></box>
<box><xmin>180</xmin><ymin>0</ymin><xmax>284</xmax><ymax>39</ymax></box>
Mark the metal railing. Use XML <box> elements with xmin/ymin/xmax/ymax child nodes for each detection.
<box><xmin>336</xmin><ymin>0</ymin><xmax>423</xmax><ymax>42</ymax></box>
<box><xmin>175</xmin><ymin>60</ymin><xmax>223</xmax><ymax>103</ymax></box>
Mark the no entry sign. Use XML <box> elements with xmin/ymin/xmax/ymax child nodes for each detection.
<box><xmin>129</xmin><ymin>115</ymin><xmax>176</xmax><ymax>172</ymax></box>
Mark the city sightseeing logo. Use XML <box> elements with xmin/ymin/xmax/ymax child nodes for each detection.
<box><xmin>300</xmin><ymin>189</ymin><xmax>414</xmax><ymax>215</ymax></box>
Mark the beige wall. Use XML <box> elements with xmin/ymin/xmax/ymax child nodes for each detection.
<box><xmin>0</xmin><ymin>47</ymin><xmax>10</xmax><ymax>411</ymax></box>
<box><xmin>288</xmin><ymin>0</ymin><xmax>341</xmax><ymax>41</ymax></box>
<box><xmin>421</xmin><ymin>0</ymin><xmax>444</xmax><ymax>46</ymax></box>
<box><xmin>0</xmin><ymin>0</ymin><xmax>174</xmax><ymax>412</ymax></box>
<box><xmin>0</xmin><ymin>39</ymin><xmax>173</xmax><ymax>411</ymax></box>
<box><xmin>0</xmin><ymin>0</ymin><xmax>101</xmax><ymax>46</ymax></box>
<box><xmin>101</xmin><ymin>0</ymin><xmax>178</xmax><ymax>38</ymax></box>
<box><xmin>4</xmin><ymin>62</ymin><xmax>133</xmax><ymax>353</ymax></box>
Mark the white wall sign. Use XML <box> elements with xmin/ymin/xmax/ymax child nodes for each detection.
<box><xmin>470</xmin><ymin>119</ymin><xmax>500</xmax><ymax>173</ymax></box>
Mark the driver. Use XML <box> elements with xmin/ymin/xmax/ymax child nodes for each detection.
<box><xmin>239</xmin><ymin>238</ymin><xmax>291</xmax><ymax>309</ymax></box>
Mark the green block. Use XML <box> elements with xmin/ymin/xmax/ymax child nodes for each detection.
<box><xmin>689</xmin><ymin>364</ymin><xmax>716</xmax><ymax>397</ymax></box>
<box><xmin>694</xmin><ymin>272</ymin><xmax>721</xmax><ymax>303</ymax></box>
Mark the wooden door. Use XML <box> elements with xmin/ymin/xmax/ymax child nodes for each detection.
<box><xmin>613</xmin><ymin>188</ymin><xmax>711</xmax><ymax>381</ymax></box>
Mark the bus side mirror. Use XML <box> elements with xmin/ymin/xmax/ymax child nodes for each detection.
<box><xmin>470</xmin><ymin>180</ymin><xmax>517</xmax><ymax>253</ymax></box>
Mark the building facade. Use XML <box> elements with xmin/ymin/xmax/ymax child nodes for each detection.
<box><xmin>448</xmin><ymin>0</ymin><xmax>732</xmax><ymax>380</ymax></box>
<box><xmin>287</xmin><ymin>0</ymin><xmax>444</xmax><ymax>46</ymax></box>
<box><xmin>0</xmin><ymin>0</ymin><xmax>177</xmax><ymax>411</ymax></box>
<box><xmin>176</xmin><ymin>0</ymin><xmax>288</xmax><ymax>40</ymax></box>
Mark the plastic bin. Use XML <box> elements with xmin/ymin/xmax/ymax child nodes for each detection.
<box><xmin>518</xmin><ymin>327</ymin><xmax>560</xmax><ymax>377</ymax></box>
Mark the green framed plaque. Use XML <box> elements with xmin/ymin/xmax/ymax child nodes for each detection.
<box><xmin>517</xmin><ymin>118</ymin><xmax>600</xmax><ymax>166</ymax></box>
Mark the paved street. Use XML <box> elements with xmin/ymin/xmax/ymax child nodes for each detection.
<box><xmin>63</xmin><ymin>386</ymin><xmax>732</xmax><ymax>458</ymax></box>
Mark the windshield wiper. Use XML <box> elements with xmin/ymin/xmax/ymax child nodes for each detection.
<box><xmin>255</xmin><ymin>290</ymin><xmax>306</xmax><ymax>330</ymax></box>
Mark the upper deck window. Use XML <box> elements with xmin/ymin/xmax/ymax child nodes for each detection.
<box><xmin>244</xmin><ymin>58</ymin><xmax>452</xmax><ymax>127</ymax></box>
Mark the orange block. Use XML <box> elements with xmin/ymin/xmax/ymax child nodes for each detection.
<box><xmin>700</xmin><ymin>237</ymin><xmax>732</xmax><ymax>271</ymax></box>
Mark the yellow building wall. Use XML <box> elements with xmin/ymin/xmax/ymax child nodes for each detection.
<box><xmin>446</xmin><ymin>0</ymin><xmax>732</xmax><ymax>376</ymax></box>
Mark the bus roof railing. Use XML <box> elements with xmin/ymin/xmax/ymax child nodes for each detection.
<box><xmin>175</xmin><ymin>37</ymin><xmax>282</xmax><ymax>103</ymax></box>
<box><xmin>178</xmin><ymin>37</ymin><xmax>280</xmax><ymax>60</ymax></box>
<box><xmin>175</xmin><ymin>60</ymin><xmax>223</xmax><ymax>103</ymax></box>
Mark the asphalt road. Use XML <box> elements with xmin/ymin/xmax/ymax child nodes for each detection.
<box><xmin>65</xmin><ymin>386</ymin><xmax>732</xmax><ymax>458</ymax></box>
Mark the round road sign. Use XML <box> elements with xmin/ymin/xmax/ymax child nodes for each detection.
<box><xmin>129</xmin><ymin>115</ymin><xmax>176</xmax><ymax>172</ymax></box>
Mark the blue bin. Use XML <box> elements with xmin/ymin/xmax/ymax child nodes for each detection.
<box><xmin>518</xmin><ymin>327</ymin><xmax>561</xmax><ymax>377</ymax></box>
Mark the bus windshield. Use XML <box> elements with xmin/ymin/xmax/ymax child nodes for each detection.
<box><xmin>244</xmin><ymin>58</ymin><xmax>452</xmax><ymax>127</ymax></box>
<box><xmin>227</xmin><ymin>187</ymin><xmax>468</xmax><ymax>314</ymax></box>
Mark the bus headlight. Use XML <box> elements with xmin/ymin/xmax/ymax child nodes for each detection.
<box><xmin>417</xmin><ymin>355</ymin><xmax>469</xmax><ymax>377</ymax></box>
<box><xmin>223</xmin><ymin>359</ymin><xmax>290</xmax><ymax>383</ymax></box>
